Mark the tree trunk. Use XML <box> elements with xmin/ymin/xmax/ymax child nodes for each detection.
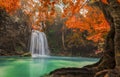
<box><xmin>84</xmin><ymin>1</ymin><xmax>116</xmax><ymax>71</ymax></box>
<box><xmin>110</xmin><ymin>1</ymin><xmax>120</xmax><ymax>67</ymax></box>
<box><xmin>62</xmin><ymin>25</ymin><xmax>66</xmax><ymax>50</ymax></box>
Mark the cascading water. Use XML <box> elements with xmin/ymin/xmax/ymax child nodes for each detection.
<box><xmin>30</xmin><ymin>30</ymin><xmax>50</xmax><ymax>57</ymax></box>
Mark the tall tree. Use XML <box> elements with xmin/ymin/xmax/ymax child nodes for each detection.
<box><xmin>49</xmin><ymin>0</ymin><xmax>120</xmax><ymax>77</ymax></box>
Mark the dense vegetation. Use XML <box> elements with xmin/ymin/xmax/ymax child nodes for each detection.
<box><xmin>0</xmin><ymin>0</ymin><xmax>105</xmax><ymax>57</ymax></box>
<box><xmin>0</xmin><ymin>0</ymin><xmax>120</xmax><ymax>77</ymax></box>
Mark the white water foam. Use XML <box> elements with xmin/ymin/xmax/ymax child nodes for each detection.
<box><xmin>30</xmin><ymin>30</ymin><xmax>50</xmax><ymax>57</ymax></box>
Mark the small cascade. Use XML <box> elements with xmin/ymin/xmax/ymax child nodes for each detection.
<box><xmin>30</xmin><ymin>30</ymin><xmax>50</xmax><ymax>57</ymax></box>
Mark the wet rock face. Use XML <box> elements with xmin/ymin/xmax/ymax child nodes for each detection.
<box><xmin>0</xmin><ymin>8</ymin><xmax>31</xmax><ymax>54</ymax></box>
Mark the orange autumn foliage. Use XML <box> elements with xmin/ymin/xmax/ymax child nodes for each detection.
<box><xmin>0</xmin><ymin>0</ymin><xmax>114</xmax><ymax>43</ymax></box>
<box><xmin>22</xmin><ymin>0</ymin><xmax>56</xmax><ymax>28</ymax></box>
<box><xmin>65</xmin><ymin>5</ymin><xmax>110</xmax><ymax>42</ymax></box>
<box><xmin>22</xmin><ymin>0</ymin><xmax>110</xmax><ymax>42</ymax></box>
<box><xmin>0</xmin><ymin>0</ymin><xmax>20</xmax><ymax>13</ymax></box>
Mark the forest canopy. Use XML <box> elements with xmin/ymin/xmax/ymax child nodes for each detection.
<box><xmin>1</xmin><ymin>0</ymin><xmax>119</xmax><ymax>42</ymax></box>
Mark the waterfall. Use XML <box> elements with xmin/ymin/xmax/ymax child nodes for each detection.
<box><xmin>30</xmin><ymin>30</ymin><xmax>50</xmax><ymax>57</ymax></box>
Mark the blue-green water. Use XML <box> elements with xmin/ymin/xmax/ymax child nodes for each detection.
<box><xmin>0</xmin><ymin>56</ymin><xmax>99</xmax><ymax>77</ymax></box>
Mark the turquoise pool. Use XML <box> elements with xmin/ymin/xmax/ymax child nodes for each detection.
<box><xmin>0</xmin><ymin>56</ymin><xmax>99</xmax><ymax>77</ymax></box>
